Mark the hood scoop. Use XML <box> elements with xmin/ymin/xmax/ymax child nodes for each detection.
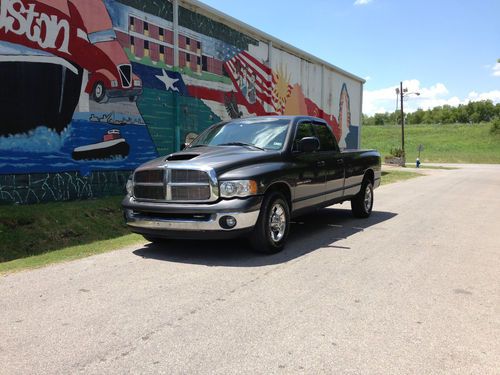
<box><xmin>165</xmin><ymin>153</ymin><xmax>199</xmax><ymax>161</ymax></box>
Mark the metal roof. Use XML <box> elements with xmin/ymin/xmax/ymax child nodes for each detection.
<box><xmin>178</xmin><ymin>0</ymin><xmax>366</xmax><ymax>84</ymax></box>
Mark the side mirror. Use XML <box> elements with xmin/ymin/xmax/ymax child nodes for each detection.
<box><xmin>298</xmin><ymin>137</ymin><xmax>320</xmax><ymax>153</ymax></box>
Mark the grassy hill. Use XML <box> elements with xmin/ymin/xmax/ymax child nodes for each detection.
<box><xmin>361</xmin><ymin>123</ymin><xmax>500</xmax><ymax>164</ymax></box>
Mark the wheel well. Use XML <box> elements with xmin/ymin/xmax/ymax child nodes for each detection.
<box><xmin>265</xmin><ymin>182</ymin><xmax>292</xmax><ymax>210</ymax></box>
<box><xmin>364</xmin><ymin>169</ymin><xmax>374</xmax><ymax>185</ymax></box>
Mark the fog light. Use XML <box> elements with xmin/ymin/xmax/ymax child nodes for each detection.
<box><xmin>220</xmin><ymin>215</ymin><xmax>237</xmax><ymax>229</ymax></box>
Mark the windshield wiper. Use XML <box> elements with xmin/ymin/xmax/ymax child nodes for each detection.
<box><xmin>217</xmin><ymin>142</ymin><xmax>266</xmax><ymax>151</ymax></box>
<box><xmin>189</xmin><ymin>144</ymin><xmax>209</xmax><ymax>148</ymax></box>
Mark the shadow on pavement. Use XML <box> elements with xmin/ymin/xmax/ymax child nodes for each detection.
<box><xmin>132</xmin><ymin>207</ymin><xmax>397</xmax><ymax>267</ymax></box>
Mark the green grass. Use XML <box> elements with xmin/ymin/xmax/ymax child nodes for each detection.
<box><xmin>0</xmin><ymin>234</ymin><xmax>142</xmax><ymax>275</ymax></box>
<box><xmin>0</xmin><ymin>196</ymin><xmax>140</xmax><ymax>263</ymax></box>
<box><xmin>362</xmin><ymin>123</ymin><xmax>500</xmax><ymax>164</ymax></box>
<box><xmin>381</xmin><ymin>170</ymin><xmax>423</xmax><ymax>185</ymax></box>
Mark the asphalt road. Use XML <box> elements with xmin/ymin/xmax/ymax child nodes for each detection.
<box><xmin>1</xmin><ymin>164</ymin><xmax>499</xmax><ymax>374</ymax></box>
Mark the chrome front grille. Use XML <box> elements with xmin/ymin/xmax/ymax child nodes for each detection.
<box><xmin>133</xmin><ymin>167</ymin><xmax>218</xmax><ymax>202</ymax></box>
<box><xmin>135</xmin><ymin>169</ymin><xmax>164</xmax><ymax>183</ymax></box>
<box><xmin>171</xmin><ymin>169</ymin><xmax>209</xmax><ymax>183</ymax></box>
<box><xmin>134</xmin><ymin>185</ymin><xmax>165</xmax><ymax>200</ymax></box>
<box><xmin>171</xmin><ymin>185</ymin><xmax>211</xmax><ymax>201</ymax></box>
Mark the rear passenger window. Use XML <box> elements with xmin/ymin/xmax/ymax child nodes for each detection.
<box><xmin>314</xmin><ymin>123</ymin><xmax>337</xmax><ymax>151</ymax></box>
<box><xmin>293</xmin><ymin>122</ymin><xmax>315</xmax><ymax>151</ymax></box>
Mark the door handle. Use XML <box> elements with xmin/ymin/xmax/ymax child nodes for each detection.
<box><xmin>316</xmin><ymin>161</ymin><xmax>325</xmax><ymax>167</ymax></box>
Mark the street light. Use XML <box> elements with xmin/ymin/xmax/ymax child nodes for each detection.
<box><xmin>395</xmin><ymin>82</ymin><xmax>420</xmax><ymax>165</ymax></box>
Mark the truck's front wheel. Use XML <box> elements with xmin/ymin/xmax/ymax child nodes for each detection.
<box><xmin>250</xmin><ymin>192</ymin><xmax>290</xmax><ymax>254</ymax></box>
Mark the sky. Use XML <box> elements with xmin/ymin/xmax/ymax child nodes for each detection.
<box><xmin>198</xmin><ymin>0</ymin><xmax>500</xmax><ymax>115</ymax></box>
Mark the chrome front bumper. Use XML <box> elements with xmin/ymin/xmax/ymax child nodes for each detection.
<box><xmin>122</xmin><ymin>195</ymin><xmax>264</xmax><ymax>238</ymax></box>
<box><xmin>124</xmin><ymin>209</ymin><xmax>259</xmax><ymax>231</ymax></box>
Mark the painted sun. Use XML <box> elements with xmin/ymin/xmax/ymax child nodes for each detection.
<box><xmin>272</xmin><ymin>65</ymin><xmax>292</xmax><ymax>114</ymax></box>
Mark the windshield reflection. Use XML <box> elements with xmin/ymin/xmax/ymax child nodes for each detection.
<box><xmin>189</xmin><ymin>119</ymin><xmax>290</xmax><ymax>150</ymax></box>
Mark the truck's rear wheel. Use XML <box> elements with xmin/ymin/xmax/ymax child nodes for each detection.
<box><xmin>250</xmin><ymin>192</ymin><xmax>290</xmax><ymax>254</ymax></box>
<box><xmin>351</xmin><ymin>179</ymin><xmax>373</xmax><ymax>218</ymax></box>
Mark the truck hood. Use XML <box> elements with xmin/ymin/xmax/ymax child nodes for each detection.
<box><xmin>136</xmin><ymin>146</ymin><xmax>280</xmax><ymax>176</ymax></box>
<box><xmin>95</xmin><ymin>41</ymin><xmax>129</xmax><ymax>65</ymax></box>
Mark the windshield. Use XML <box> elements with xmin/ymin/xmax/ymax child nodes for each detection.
<box><xmin>189</xmin><ymin>118</ymin><xmax>290</xmax><ymax>150</ymax></box>
<box><xmin>88</xmin><ymin>29</ymin><xmax>117</xmax><ymax>44</ymax></box>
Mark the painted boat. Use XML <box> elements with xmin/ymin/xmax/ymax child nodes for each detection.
<box><xmin>72</xmin><ymin>129</ymin><xmax>129</xmax><ymax>160</ymax></box>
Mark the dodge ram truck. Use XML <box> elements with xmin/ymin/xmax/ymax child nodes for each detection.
<box><xmin>122</xmin><ymin>116</ymin><xmax>381</xmax><ymax>253</ymax></box>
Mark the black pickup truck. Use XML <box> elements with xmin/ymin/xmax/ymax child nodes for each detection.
<box><xmin>122</xmin><ymin>116</ymin><xmax>381</xmax><ymax>253</ymax></box>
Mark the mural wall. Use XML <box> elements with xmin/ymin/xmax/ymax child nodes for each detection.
<box><xmin>0</xmin><ymin>0</ymin><xmax>363</xmax><ymax>204</ymax></box>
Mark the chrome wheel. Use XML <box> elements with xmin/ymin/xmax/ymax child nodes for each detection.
<box><xmin>364</xmin><ymin>185</ymin><xmax>372</xmax><ymax>212</ymax></box>
<box><xmin>250</xmin><ymin>192</ymin><xmax>290</xmax><ymax>254</ymax></box>
<box><xmin>269</xmin><ymin>203</ymin><xmax>286</xmax><ymax>243</ymax></box>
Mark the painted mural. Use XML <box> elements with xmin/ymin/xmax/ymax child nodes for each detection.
<box><xmin>0</xmin><ymin>0</ymin><xmax>361</xmax><ymax>204</ymax></box>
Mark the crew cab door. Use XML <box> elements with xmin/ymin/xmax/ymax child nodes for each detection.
<box><xmin>291</xmin><ymin>121</ymin><xmax>327</xmax><ymax>211</ymax></box>
<box><xmin>312</xmin><ymin>122</ymin><xmax>345</xmax><ymax>202</ymax></box>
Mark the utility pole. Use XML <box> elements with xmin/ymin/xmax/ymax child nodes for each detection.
<box><xmin>400</xmin><ymin>81</ymin><xmax>405</xmax><ymax>164</ymax></box>
<box><xmin>396</xmin><ymin>82</ymin><xmax>420</xmax><ymax>166</ymax></box>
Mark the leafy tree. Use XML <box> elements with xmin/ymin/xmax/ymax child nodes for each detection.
<box><xmin>491</xmin><ymin>118</ymin><xmax>500</xmax><ymax>134</ymax></box>
<box><xmin>364</xmin><ymin>100</ymin><xmax>500</xmax><ymax>125</ymax></box>
<box><xmin>373</xmin><ymin>113</ymin><xmax>386</xmax><ymax>125</ymax></box>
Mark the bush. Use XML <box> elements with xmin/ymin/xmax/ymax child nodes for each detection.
<box><xmin>490</xmin><ymin>118</ymin><xmax>500</xmax><ymax>134</ymax></box>
<box><xmin>390</xmin><ymin>147</ymin><xmax>405</xmax><ymax>158</ymax></box>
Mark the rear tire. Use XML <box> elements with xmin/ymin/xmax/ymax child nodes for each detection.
<box><xmin>250</xmin><ymin>192</ymin><xmax>290</xmax><ymax>254</ymax></box>
<box><xmin>351</xmin><ymin>179</ymin><xmax>374</xmax><ymax>218</ymax></box>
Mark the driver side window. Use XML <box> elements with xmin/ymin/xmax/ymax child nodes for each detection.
<box><xmin>293</xmin><ymin>122</ymin><xmax>314</xmax><ymax>151</ymax></box>
<box><xmin>313</xmin><ymin>123</ymin><xmax>338</xmax><ymax>152</ymax></box>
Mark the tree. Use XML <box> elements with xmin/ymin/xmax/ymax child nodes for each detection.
<box><xmin>363</xmin><ymin>99</ymin><xmax>500</xmax><ymax>125</ymax></box>
<box><xmin>373</xmin><ymin>113</ymin><xmax>386</xmax><ymax>125</ymax></box>
<box><xmin>408</xmin><ymin>108</ymin><xmax>425</xmax><ymax>124</ymax></box>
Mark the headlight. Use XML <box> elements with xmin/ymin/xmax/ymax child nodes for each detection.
<box><xmin>133</xmin><ymin>79</ymin><xmax>142</xmax><ymax>87</ymax></box>
<box><xmin>111</xmin><ymin>80</ymin><xmax>118</xmax><ymax>88</ymax></box>
<box><xmin>220</xmin><ymin>180</ymin><xmax>257</xmax><ymax>198</ymax></box>
<box><xmin>126</xmin><ymin>177</ymin><xmax>133</xmax><ymax>196</ymax></box>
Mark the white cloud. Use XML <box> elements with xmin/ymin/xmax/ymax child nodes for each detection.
<box><xmin>354</xmin><ymin>0</ymin><xmax>372</xmax><ymax>5</ymax></box>
<box><xmin>492</xmin><ymin>63</ymin><xmax>500</xmax><ymax>77</ymax></box>
<box><xmin>363</xmin><ymin>80</ymin><xmax>500</xmax><ymax>115</ymax></box>
<box><xmin>467</xmin><ymin>90</ymin><xmax>500</xmax><ymax>102</ymax></box>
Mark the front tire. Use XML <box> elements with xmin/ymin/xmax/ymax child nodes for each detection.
<box><xmin>351</xmin><ymin>180</ymin><xmax>374</xmax><ymax>218</ymax></box>
<box><xmin>250</xmin><ymin>192</ymin><xmax>290</xmax><ymax>254</ymax></box>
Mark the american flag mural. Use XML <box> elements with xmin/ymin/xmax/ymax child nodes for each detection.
<box><xmin>182</xmin><ymin>48</ymin><xmax>342</xmax><ymax>138</ymax></box>
<box><xmin>224</xmin><ymin>51</ymin><xmax>276</xmax><ymax>115</ymax></box>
